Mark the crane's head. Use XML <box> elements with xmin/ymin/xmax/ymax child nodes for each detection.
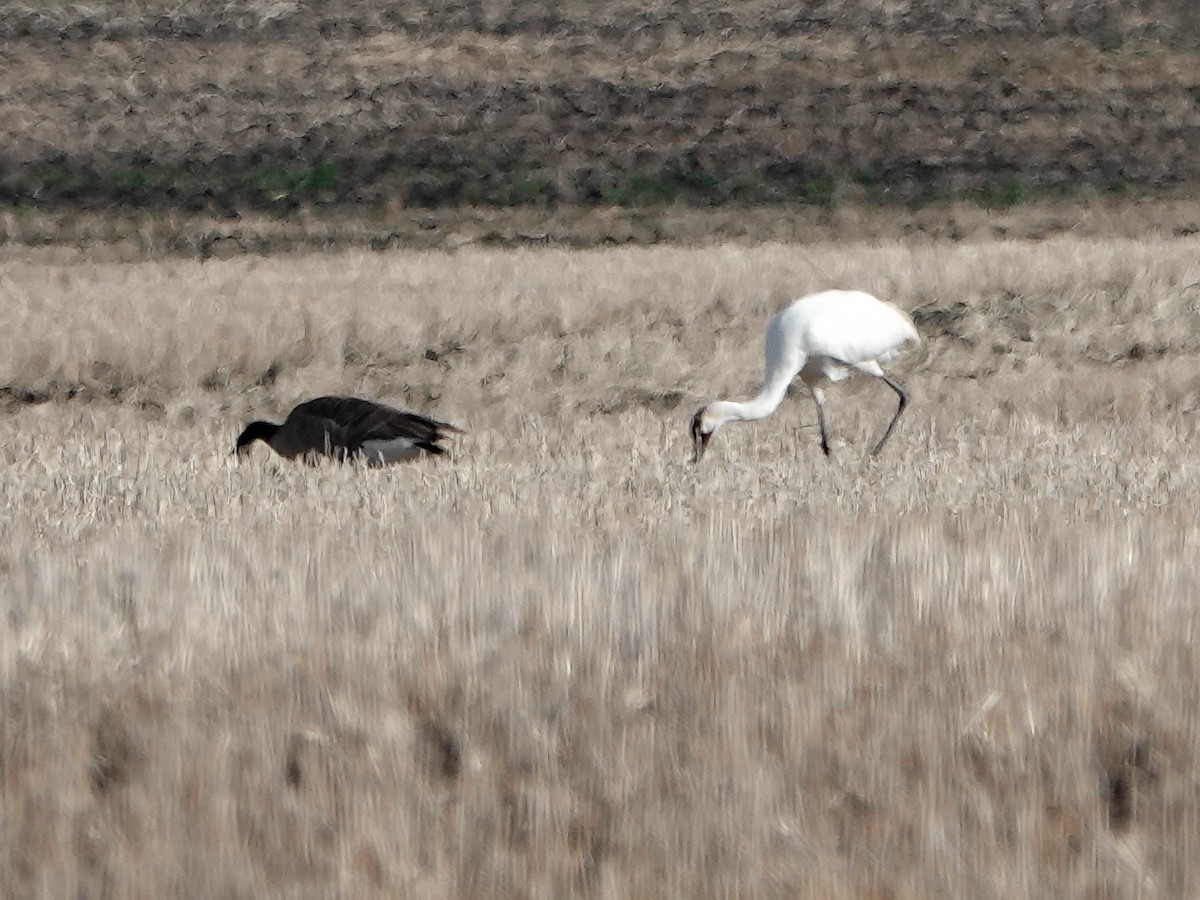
<box><xmin>689</xmin><ymin>406</ymin><xmax>717</xmax><ymax>463</ymax></box>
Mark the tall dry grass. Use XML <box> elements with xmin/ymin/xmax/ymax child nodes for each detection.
<box><xmin>4</xmin><ymin>235</ymin><xmax>1200</xmax><ymax>897</ymax></box>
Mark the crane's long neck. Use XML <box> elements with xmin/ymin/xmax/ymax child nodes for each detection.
<box><xmin>714</xmin><ymin>357</ymin><xmax>801</xmax><ymax>424</ymax></box>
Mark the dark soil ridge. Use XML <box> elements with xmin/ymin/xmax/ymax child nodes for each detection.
<box><xmin>5</xmin><ymin>70</ymin><xmax>1197</xmax><ymax>212</ymax></box>
<box><xmin>2</xmin><ymin>0</ymin><xmax>1193</xmax><ymax>43</ymax></box>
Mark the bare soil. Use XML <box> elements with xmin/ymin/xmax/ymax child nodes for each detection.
<box><xmin>4</xmin><ymin>0</ymin><xmax>1200</xmax><ymax>238</ymax></box>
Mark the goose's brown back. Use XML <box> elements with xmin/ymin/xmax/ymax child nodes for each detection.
<box><xmin>273</xmin><ymin>396</ymin><xmax>460</xmax><ymax>462</ymax></box>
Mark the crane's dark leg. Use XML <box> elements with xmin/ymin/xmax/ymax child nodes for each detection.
<box><xmin>811</xmin><ymin>386</ymin><xmax>832</xmax><ymax>457</ymax></box>
<box><xmin>870</xmin><ymin>372</ymin><xmax>909</xmax><ymax>456</ymax></box>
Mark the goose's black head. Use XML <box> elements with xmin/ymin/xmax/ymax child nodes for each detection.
<box><xmin>234</xmin><ymin>421</ymin><xmax>278</xmax><ymax>456</ymax></box>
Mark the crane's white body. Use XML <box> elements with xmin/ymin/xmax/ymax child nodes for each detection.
<box><xmin>691</xmin><ymin>290</ymin><xmax>919</xmax><ymax>461</ymax></box>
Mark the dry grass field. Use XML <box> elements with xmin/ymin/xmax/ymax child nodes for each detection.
<box><xmin>5</xmin><ymin>231</ymin><xmax>1200</xmax><ymax>897</ymax></box>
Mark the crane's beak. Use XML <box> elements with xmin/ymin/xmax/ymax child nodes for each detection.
<box><xmin>692</xmin><ymin>430</ymin><xmax>711</xmax><ymax>463</ymax></box>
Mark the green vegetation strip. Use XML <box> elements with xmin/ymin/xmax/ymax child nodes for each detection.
<box><xmin>0</xmin><ymin>157</ymin><xmax>1131</xmax><ymax>212</ymax></box>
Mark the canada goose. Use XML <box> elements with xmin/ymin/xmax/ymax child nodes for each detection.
<box><xmin>235</xmin><ymin>396</ymin><xmax>462</xmax><ymax>465</ymax></box>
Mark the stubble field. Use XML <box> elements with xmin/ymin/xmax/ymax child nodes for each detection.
<box><xmin>4</xmin><ymin>231</ymin><xmax>1200</xmax><ymax>897</ymax></box>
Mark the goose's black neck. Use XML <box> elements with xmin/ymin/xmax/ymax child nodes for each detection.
<box><xmin>235</xmin><ymin>420</ymin><xmax>280</xmax><ymax>454</ymax></box>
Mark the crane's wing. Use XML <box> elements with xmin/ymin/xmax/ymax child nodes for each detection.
<box><xmin>803</xmin><ymin>294</ymin><xmax>919</xmax><ymax>367</ymax></box>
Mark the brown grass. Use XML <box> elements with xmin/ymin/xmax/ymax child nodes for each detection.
<box><xmin>4</xmin><ymin>233</ymin><xmax>1200</xmax><ymax>897</ymax></box>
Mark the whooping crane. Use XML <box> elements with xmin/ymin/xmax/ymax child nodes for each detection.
<box><xmin>690</xmin><ymin>290</ymin><xmax>920</xmax><ymax>463</ymax></box>
<box><xmin>235</xmin><ymin>396</ymin><xmax>462</xmax><ymax>465</ymax></box>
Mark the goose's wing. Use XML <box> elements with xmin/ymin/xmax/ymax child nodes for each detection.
<box><xmin>291</xmin><ymin>396</ymin><xmax>461</xmax><ymax>452</ymax></box>
<box><xmin>271</xmin><ymin>400</ymin><xmax>352</xmax><ymax>457</ymax></box>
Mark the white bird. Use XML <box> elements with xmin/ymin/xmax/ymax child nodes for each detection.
<box><xmin>689</xmin><ymin>290</ymin><xmax>920</xmax><ymax>463</ymax></box>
